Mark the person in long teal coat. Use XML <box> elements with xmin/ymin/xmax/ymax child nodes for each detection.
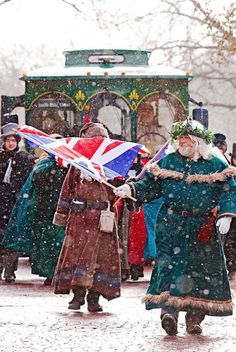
<box><xmin>114</xmin><ymin>120</ymin><xmax>236</xmax><ymax>336</ymax></box>
<box><xmin>1</xmin><ymin>156</ymin><xmax>67</xmax><ymax>284</ymax></box>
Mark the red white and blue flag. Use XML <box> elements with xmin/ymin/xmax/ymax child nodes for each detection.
<box><xmin>16</xmin><ymin>125</ymin><xmax>149</xmax><ymax>181</ymax></box>
<box><xmin>137</xmin><ymin>140</ymin><xmax>170</xmax><ymax>179</ymax></box>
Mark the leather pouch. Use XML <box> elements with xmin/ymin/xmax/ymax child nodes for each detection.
<box><xmin>99</xmin><ymin>202</ymin><xmax>115</xmax><ymax>233</ymax></box>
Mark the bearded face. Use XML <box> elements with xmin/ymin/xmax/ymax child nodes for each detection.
<box><xmin>178</xmin><ymin>135</ymin><xmax>197</xmax><ymax>158</ymax></box>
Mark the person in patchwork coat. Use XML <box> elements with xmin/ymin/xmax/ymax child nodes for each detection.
<box><xmin>53</xmin><ymin>123</ymin><xmax>122</xmax><ymax>312</ymax></box>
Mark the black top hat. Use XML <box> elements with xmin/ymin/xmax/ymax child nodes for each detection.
<box><xmin>192</xmin><ymin>108</ymin><xmax>208</xmax><ymax>129</ymax></box>
<box><xmin>1</xmin><ymin>122</ymin><xmax>21</xmax><ymax>142</ymax></box>
<box><xmin>229</xmin><ymin>143</ymin><xmax>236</xmax><ymax>157</ymax></box>
<box><xmin>213</xmin><ymin>133</ymin><xmax>226</xmax><ymax>142</ymax></box>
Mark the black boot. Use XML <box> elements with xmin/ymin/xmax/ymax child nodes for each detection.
<box><xmin>87</xmin><ymin>290</ymin><xmax>103</xmax><ymax>312</ymax></box>
<box><xmin>5</xmin><ymin>275</ymin><xmax>15</xmax><ymax>283</ymax></box>
<box><xmin>137</xmin><ymin>265</ymin><xmax>144</xmax><ymax>278</ymax></box>
<box><xmin>130</xmin><ymin>265</ymin><xmax>141</xmax><ymax>280</ymax></box>
<box><xmin>68</xmin><ymin>287</ymin><xmax>86</xmax><ymax>310</ymax></box>
<box><xmin>121</xmin><ymin>269</ymin><xmax>130</xmax><ymax>282</ymax></box>
<box><xmin>43</xmin><ymin>278</ymin><xmax>52</xmax><ymax>286</ymax></box>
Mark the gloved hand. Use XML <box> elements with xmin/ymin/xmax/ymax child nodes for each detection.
<box><xmin>113</xmin><ymin>184</ymin><xmax>132</xmax><ymax>198</ymax></box>
<box><xmin>216</xmin><ymin>217</ymin><xmax>232</xmax><ymax>235</ymax></box>
<box><xmin>80</xmin><ymin>170</ymin><xmax>92</xmax><ymax>182</ymax></box>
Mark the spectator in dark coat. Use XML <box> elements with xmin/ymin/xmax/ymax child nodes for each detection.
<box><xmin>0</xmin><ymin>123</ymin><xmax>35</xmax><ymax>282</ymax></box>
<box><xmin>213</xmin><ymin>133</ymin><xmax>230</xmax><ymax>163</ymax></box>
<box><xmin>224</xmin><ymin>143</ymin><xmax>236</xmax><ymax>280</ymax></box>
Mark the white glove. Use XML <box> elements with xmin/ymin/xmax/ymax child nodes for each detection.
<box><xmin>80</xmin><ymin>170</ymin><xmax>92</xmax><ymax>182</ymax></box>
<box><xmin>113</xmin><ymin>184</ymin><xmax>131</xmax><ymax>198</ymax></box>
<box><xmin>216</xmin><ymin>217</ymin><xmax>232</xmax><ymax>235</ymax></box>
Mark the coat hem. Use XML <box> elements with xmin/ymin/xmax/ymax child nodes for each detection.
<box><xmin>142</xmin><ymin>292</ymin><xmax>233</xmax><ymax>316</ymax></box>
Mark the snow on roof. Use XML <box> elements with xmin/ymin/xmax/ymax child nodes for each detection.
<box><xmin>23</xmin><ymin>64</ymin><xmax>191</xmax><ymax>79</ymax></box>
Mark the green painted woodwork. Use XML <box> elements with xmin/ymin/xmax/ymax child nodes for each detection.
<box><xmin>23</xmin><ymin>78</ymin><xmax>189</xmax><ymax>113</ymax></box>
<box><xmin>63</xmin><ymin>49</ymin><xmax>150</xmax><ymax>67</ymax></box>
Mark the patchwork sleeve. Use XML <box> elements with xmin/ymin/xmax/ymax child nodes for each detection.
<box><xmin>53</xmin><ymin>166</ymin><xmax>75</xmax><ymax>227</ymax></box>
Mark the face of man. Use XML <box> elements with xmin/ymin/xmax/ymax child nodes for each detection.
<box><xmin>4</xmin><ymin>136</ymin><xmax>18</xmax><ymax>151</ymax></box>
<box><xmin>178</xmin><ymin>135</ymin><xmax>197</xmax><ymax>158</ymax></box>
<box><xmin>215</xmin><ymin>142</ymin><xmax>227</xmax><ymax>155</ymax></box>
<box><xmin>231</xmin><ymin>157</ymin><xmax>236</xmax><ymax>167</ymax></box>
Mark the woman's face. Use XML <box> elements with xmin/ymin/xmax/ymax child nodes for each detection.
<box><xmin>178</xmin><ymin>135</ymin><xmax>197</xmax><ymax>158</ymax></box>
<box><xmin>4</xmin><ymin>135</ymin><xmax>18</xmax><ymax>151</ymax></box>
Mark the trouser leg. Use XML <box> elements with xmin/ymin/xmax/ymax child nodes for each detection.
<box><xmin>160</xmin><ymin>307</ymin><xmax>179</xmax><ymax>320</ymax></box>
<box><xmin>4</xmin><ymin>251</ymin><xmax>19</xmax><ymax>279</ymax></box>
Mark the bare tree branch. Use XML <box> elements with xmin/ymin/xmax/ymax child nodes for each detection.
<box><xmin>60</xmin><ymin>0</ymin><xmax>82</xmax><ymax>13</ymax></box>
<box><xmin>0</xmin><ymin>0</ymin><xmax>11</xmax><ymax>6</ymax></box>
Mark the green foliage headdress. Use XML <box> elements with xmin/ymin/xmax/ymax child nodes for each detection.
<box><xmin>170</xmin><ymin>119</ymin><xmax>215</xmax><ymax>145</ymax></box>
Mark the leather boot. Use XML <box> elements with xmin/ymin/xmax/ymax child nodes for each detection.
<box><xmin>161</xmin><ymin>313</ymin><xmax>178</xmax><ymax>336</ymax></box>
<box><xmin>68</xmin><ymin>287</ymin><xmax>86</xmax><ymax>310</ymax></box>
<box><xmin>130</xmin><ymin>265</ymin><xmax>144</xmax><ymax>280</ymax></box>
<box><xmin>130</xmin><ymin>265</ymin><xmax>140</xmax><ymax>280</ymax></box>
<box><xmin>185</xmin><ymin>311</ymin><xmax>205</xmax><ymax>334</ymax></box>
<box><xmin>87</xmin><ymin>290</ymin><xmax>103</xmax><ymax>312</ymax></box>
<box><xmin>43</xmin><ymin>278</ymin><xmax>52</xmax><ymax>286</ymax></box>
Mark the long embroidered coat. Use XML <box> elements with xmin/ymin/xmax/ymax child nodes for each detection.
<box><xmin>53</xmin><ymin>166</ymin><xmax>121</xmax><ymax>301</ymax></box>
<box><xmin>130</xmin><ymin>152</ymin><xmax>236</xmax><ymax>316</ymax></box>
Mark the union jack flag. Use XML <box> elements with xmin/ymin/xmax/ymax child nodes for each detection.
<box><xmin>16</xmin><ymin>126</ymin><xmax>149</xmax><ymax>181</ymax></box>
<box><xmin>137</xmin><ymin>140</ymin><xmax>170</xmax><ymax>179</ymax></box>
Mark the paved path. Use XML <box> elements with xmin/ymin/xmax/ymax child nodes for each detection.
<box><xmin>1</xmin><ymin>258</ymin><xmax>236</xmax><ymax>352</ymax></box>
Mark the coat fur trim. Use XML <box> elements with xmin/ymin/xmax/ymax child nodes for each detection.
<box><xmin>148</xmin><ymin>164</ymin><xmax>236</xmax><ymax>184</ymax></box>
<box><xmin>186</xmin><ymin>166</ymin><xmax>236</xmax><ymax>184</ymax></box>
<box><xmin>142</xmin><ymin>293</ymin><xmax>232</xmax><ymax>314</ymax></box>
<box><xmin>147</xmin><ymin>164</ymin><xmax>184</xmax><ymax>180</ymax></box>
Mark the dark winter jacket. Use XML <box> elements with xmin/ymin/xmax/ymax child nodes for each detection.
<box><xmin>0</xmin><ymin>146</ymin><xmax>35</xmax><ymax>239</ymax></box>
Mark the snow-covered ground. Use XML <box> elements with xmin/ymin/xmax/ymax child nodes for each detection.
<box><xmin>0</xmin><ymin>258</ymin><xmax>236</xmax><ymax>352</ymax></box>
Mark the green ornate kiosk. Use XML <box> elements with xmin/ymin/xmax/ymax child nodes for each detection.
<box><xmin>2</xmin><ymin>49</ymin><xmax>192</xmax><ymax>155</ymax></box>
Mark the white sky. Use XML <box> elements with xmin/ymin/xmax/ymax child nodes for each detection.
<box><xmin>0</xmin><ymin>0</ymin><xmax>233</xmax><ymax>55</ymax></box>
<box><xmin>0</xmin><ymin>0</ymin><xmax>155</xmax><ymax>52</ymax></box>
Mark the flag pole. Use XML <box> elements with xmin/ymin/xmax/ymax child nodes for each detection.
<box><xmin>100</xmin><ymin>179</ymin><xmax>137</xmax><ymax>202</ymax></box>
<box><xmin>135</xmin><ymin>140</ymin><xmax>170</xmax><ymax>180</ymax></box>
<box><xmin>15</xmin><ymin>129</ymin><xmax>137</xmax><ymax>202</ymax></box>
